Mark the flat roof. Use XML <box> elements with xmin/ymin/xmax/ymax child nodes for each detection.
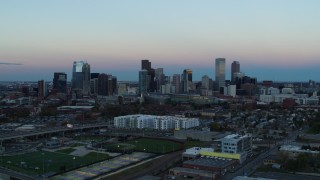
<box><xmin>184</xmin><ymin>157</ymin><xmax>235</xmax><ymax>168</ymax></box>
<box><xmin>170</xmin><ymin>167</ymin><xmax>217</xmax><ymax>175</ymax></box>
<box><xmin>57</xmin><ymin>106</ymin><xmax>94</xmax><ymax>110</ymax></box>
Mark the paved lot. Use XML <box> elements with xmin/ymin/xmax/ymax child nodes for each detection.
<box><xmin>52</xmin><ymin>152</ymin><xmax>155</xmax><ymax>180</ymax></box>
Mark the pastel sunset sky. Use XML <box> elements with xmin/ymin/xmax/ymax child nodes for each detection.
<box><xmin>1</xmin><ymin>0</ymin><xmax>320</xmax><ymax>81</ymax></box>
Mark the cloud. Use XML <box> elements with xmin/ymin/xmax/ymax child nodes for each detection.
<box><xmin>0</xmin><ymin>62</ymin><xmax>22</xmax><ymax>65</ymax></box>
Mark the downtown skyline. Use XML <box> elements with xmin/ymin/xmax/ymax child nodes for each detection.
<box><xmin>1</xmin><ymin>0</ymin><xmax>320</xmax><ymax>81</ymax></box>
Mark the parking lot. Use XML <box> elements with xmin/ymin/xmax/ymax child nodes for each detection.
<box><xmin>52</xmin><ymin>152</ymin><xmax>155</xmax><ymax>180</ymax></box>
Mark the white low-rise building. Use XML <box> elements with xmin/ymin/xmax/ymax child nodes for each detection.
<box><xmin>259</xmin><ymin>87</ymin><xmax>318</xmax><ymax>105</ymax></box>
<box><xmin>220</xmin><ymin>134</ymin><xmax>252</xmax><ymax>154</ymax></box>
<box><xmin>114</xmin><ymin>114</ymin><xmax>199</xmax><ymax>130</ymax></box>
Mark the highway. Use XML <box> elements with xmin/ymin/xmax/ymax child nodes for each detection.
<box><xmin>0</xmin><ymin>123</ymin><xmax>108</xmax><ymax>141</ymax></box>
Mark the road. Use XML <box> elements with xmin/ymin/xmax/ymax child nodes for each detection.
<box><xmin>0</xmin><ymin>123</ymin><xmax>108</xmax><ymax>141</ymax></box>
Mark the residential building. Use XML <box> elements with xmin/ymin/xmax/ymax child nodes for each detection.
<box><xmin>114</xmin><ymin>114</ymin><xmax>199</xmax><ymax>130</ymax></box>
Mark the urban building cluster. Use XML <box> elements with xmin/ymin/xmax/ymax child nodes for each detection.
<box><xmin>114</xmin><ymin>114</ymin><xmax>199</xmax><ymax>130</ymax></box>
<box><xmin>37</xmin><ymin>61</ymin><xmax>117</xmax><ymax>100</ymax></box>
<box><xmin>259</xmin><ymin>87</ymin><xmax>319</xmax><ymax>105</ymax></box>
<box><xmin>138</xmin><ymin>59</ymin><xmax>257</xmax><ymax>97</ymax></box>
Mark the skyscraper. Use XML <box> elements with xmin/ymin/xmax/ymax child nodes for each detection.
<box><xmin>231</xmin><ymin>61</ymin><xmax>240</xmax><ymax>82</ymax></box>
<box><xmin>141</xmin><ymin>60</ymin><xmax>151</xmax><ymax>70</ymax></box>
<box><xmin>182</xmin><ymin>69</ymin><xmax>192</xmax><ymax>93</ymax></box>
<box><xmin>90</xmin><ymin>73</ymin><xmax>100</xmax><ymax>95</ymax></box>
<box><xmin>98</xmin><ymin>73</ymin><xmax>112</xmax><ymax>96</ymax></box>
<box><xmin>82</xmin><ymin>63</ymin><xmax>91</xmax><ymax>95</ymax></box>
<box><xmin>155</xmin><ymin>68</ymin><xmax>164</xmax><ymax>91</ymax></box>
<box><xmin>53</xmin><ymin>72</ymin><xmax>67</xmax><ymax>94</ymax></box>
<box><xmin>139</xmin><ymin>70</ymin><xmax>148</xmax><ymax>94</ymax></box>
<box><xmin>38</xmin><ymin>80</ymin><xmax>45</xmax><ymax>98</ymax></box>
<box><xmin>201</xmin><ymin>75</ymin><xmax>210</xmax><ymax>90</ymax></box>
<box><xmin>72</xmin><ymin>61</ymin><xmax>90</xmax><ymax>95</ymax></box>
<box><xmin>140</xmin><ymin>60</ymin><xmax>155</xmax><ymax>92</ymax></box>
<box><xmin>215</xmin><ymin>58</ymin><xmax>226</xmax><ymax>90</ymax></box>
<box><xmin>172</xmin><ymin>74</ymin><xmax>181</xmax><ymax>94</ymax></box>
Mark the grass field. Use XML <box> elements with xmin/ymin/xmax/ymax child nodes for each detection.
<box><xmin>103</xmin><ymin>138</ymin><xmax>182</xmax><ymax>154</ymax></box>
<box><xmin>0</xmin><ymin>150</ymin><xmax>110</xmax><ymax>176</ymax></box>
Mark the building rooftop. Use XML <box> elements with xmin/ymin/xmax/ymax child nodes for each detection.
<box><xmin>170</xmin><ymin>167</ymin><xmax>217</xmax><ymax>176</ymax></box>
<box><xmin>280</xmin><ymin>145</ymin><xmax>319</xmax><ymax>154</ymax></box>
<box><xmin>184</xmin><ymin>157</ymin><xmax>235</xmax><ymax>168</ymax></box>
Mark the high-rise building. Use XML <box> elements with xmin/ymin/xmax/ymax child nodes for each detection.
<box><xmin>215</xmin><ymin>58</ymin><xmax>226</xmax><ymax>90</ymax></box>
<box><xmin>141</xmin><ymin>59</ymin><xmax>151</xmax><ymax>70</ymax></box>
<box><xmin>82</xmin><ymin>63</ymin><xmax>91</xmax><ymax>95</ymax></box>
<box><xmin>201</xmin><ymin>75</ymin><xmax>210</xmax><ymax>90</ymax></box>
<box><xmin>90</xmin><ymin>73</ymin><xmax>99</xmax><ymax>95</ymax></box>
<box><xmin>155</xmin><ymin>68</ymin><xmax>164</xmax><ymax>91</ymax></box>
<box><xmin>139</xmin><ymin>70</ymin><xmax>148</xmax><ymax>94</ymax></box>
<box><xmin>53</xmin><ymin>72</ymin><xmax>67</xmax><ymax>94</ymax></box>
<box><xmin>38</xmin><ymin>80</ymin><xmax>45</xmax><ymax>98</ymax></box>
<box><xmin>231</xmin><ymin>61</ymin><xmax>240</xmax><ymax>82</ymax></box>
<box><xmin>98</xmin><ymin>74</ymin><xmax>109</xmax><ymax>96</ymax></box>
<box><xmin>90</xmin><ymin>73</ymin><xmax>100</xmax><ymax>79</ymax></box>
<box><xmin>172</xmin><ymin>74</ymin><xmax>181</xmax><ymax>94</ymax></box>
<box><xmin>182</xmin><ymin>69</ymin><xmax>193</xmax><ymax>93</ymax></box>
<box><xmin>140</xmin><ymin>59</ymin><xmax>156</xmax><ymax>92</ymax></box>
<box><xmin>72</xmin><ymin>61</ymin><xmax>90</xmax><ymax>95</ymax></box>
<box><xmin>112</xmin><ymin>76</ymin><xmax>117</xmax><ymax>95</ymax></box>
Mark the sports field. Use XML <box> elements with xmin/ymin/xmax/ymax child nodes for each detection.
<box><xmin>0</xmin><ymin>150</ymin><xmax>109</xmax><ymax>176</ymax></box>
<box><xmin>103</xmin><ymin>138</ymin><xmax>182</xmax><ymax>154</ymax></box>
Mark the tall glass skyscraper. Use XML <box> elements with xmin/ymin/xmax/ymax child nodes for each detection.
<box><xmin>139</xmin><ymin>69</ymin><xmax>148</xmax><ymax>94</ymax></box>
<box><xmin>215</xmin><ymin>58</ymin><xmax>226</xmax><ymax>90</ymax></box>
<box><xmin>72</xmin><ymin>61</ymin><xmax>90</xmax><ymax>95</ymax></box>
<box><xmin>182</xmin><ymin>69</ymin><xmax>192</xmax><ymax>93</ymax></box>
<box><xmin>231</xmin><ymin>61</ymin><xmax>240</xmax><ymax>83</ymax></box>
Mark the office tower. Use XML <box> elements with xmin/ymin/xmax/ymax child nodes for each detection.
<box><xmin>98</xmin><ymin>74</ymin><xmax>109</xmax><ymax>96</ymax></box>
<box><xmin>90</xmin><ymin>73</ymin><xmax>100</xmax><ymax>79</ymax></box>
<box><xmin>38</xmin><ymin>80</ymin><xmax>45</xmax><ymax>98</ymax></box>
<box><xmin>139</xmin><ymin>70</ymin><xmax>148</xmax><ymax>94</ymax></box>
<box><xmin>141</xmin><ymin>59</ymin><xmax>151</xmax><ymax>70</ymax></box>
<box><xmin>182</xmin><ymin>69</ymin><xmax>192</xmax><ymax>93</ymax></box>
<box><xmin>231</xmin><ymin>61</ymin><xmax>240</xmax><ymax>82</ymax></box>
<box><xmin>90</xmin><ymin>78</ymin><xmax>98</xmax><ymax>95</ymax></box>
<box><xmin>82</xmin><ymin>63</ymin><xmax>91</xmax><ymax>95</ymax></box>
<box><xmin>90</xmin><ymin>73</ymin><xmax>99</xmax><ymax>95</ymax></box>
<box><xmin>112</xmin><ymin>76</ymin><xmax>117</xmax><ymax>94</ymax></box>
<box><xmin>155</xmin><ymin>68</ymin><xmax>164</xmax><ymax>91</ymax></box>
<box><xmin>202</xmin><ymin>75</ymin><xmax>210</xmax><ymax>90</ymax></box>
<box><xmin>107</xmin><ymin>76</ymin><xmax>113</xmax><ymax>96</ymax></box>
<box><xmin>72</xmin><ymin>61</ymin><xmax>91</xmax><ymax>95</ymax></box>
<box><xmin>53</xmin><ymin>72</ymin><xmax>67</xmax><ymax>94</ymax></box>
<box><xmin>172</xmin><ymin>74</ymin><xmax>181</xmax><ymax>94</ymax></box>
<box><xmin>215</xmin><ymin>58</ymin><xmax>226</xmax><ymax>90</ymax></box>
<box><xmin>140</xmin><ymin>59</ymin><xmax>156</xmax><ymax>92</ymax></box>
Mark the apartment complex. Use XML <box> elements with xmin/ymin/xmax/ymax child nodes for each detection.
<box><xmin>114</xmin><ymin>114</ymin><xmax>199</xmax><ymax>130</ymax></box>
